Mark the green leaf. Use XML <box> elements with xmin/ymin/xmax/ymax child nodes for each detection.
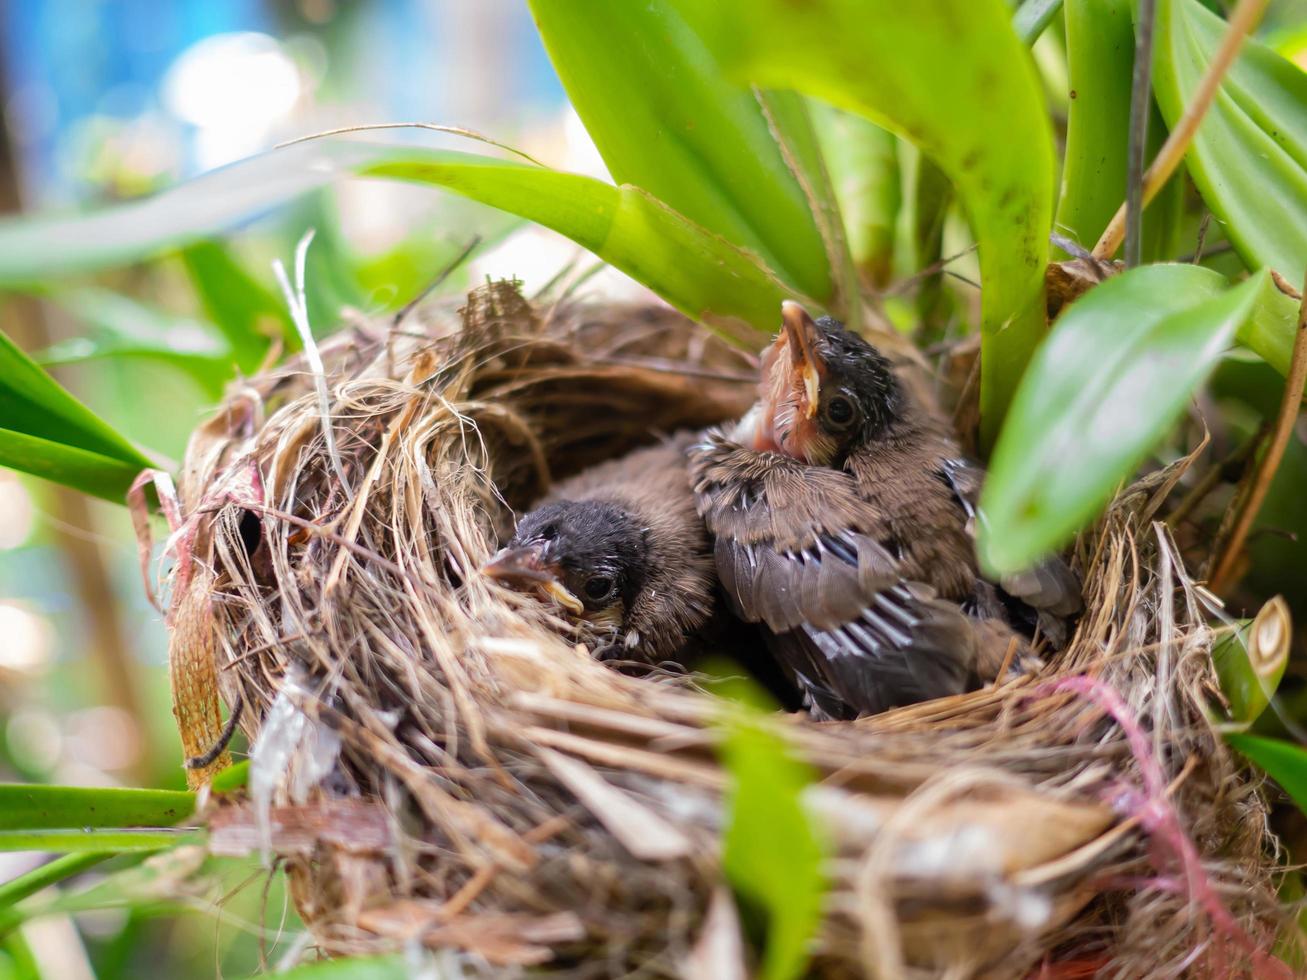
<box><xmin>0</xmin><ymin>854</ymin><xmax>110</xmax><ymax>909</ymax></box>
<box><xmin>1153</xmin><ymin>0</ymin><xmax>1307</xmax><ymax>277</ymax></box>
<box><xmin>701</xmin><ymin>0</ymin><xmax>1056</xmax><ymax>441</ymax></box>
<box><xmin>1057</xmin><ymin>0</ymin><xmax>1183</xmax><ymax>260</ymax></box>
<box><xmin>0</xmin><ymin>784</ymin><xmax>194</xmax><ymax>832</ymax></box>
<box><xmin>717</xmin><ymin>682</ymin><xmax>824</xmax><ymax>980</ymax></box>
<box><xmin>754</xmin><ymin>90</ymin><xmax>860</xmax><ymax>326</ymax></box>
<box><xmin>1014</xmin><ymin>0</ymin><xmax>1065</xmax><ymax>44</ymax></box>
<box><xmin>0</xmin><ymin>830</ymin><xmax>189</xmax><ymax>853</ymax></box>
<box><xmin>210</xmin><ymin>760</ymin><xmax>249</xmax><ymax>794</ymax></box>
<box><xmin>911</xmin><ymin>156</ymin><xmax>957</xmax><ymax>344</ymax></box>
<box><xmin>276</xmin><ymin>955</ymin><xmax>410</xmax><ymax>979</ymax></box>
<box><xmin>0</xmin><ymin>140</ymin><xmax>790</xmax><ymax>339</ymax></box>
<box><xmin>1235</xmin><ymin>274</ymin><xmax>1305</xmax><ymax>385</ymax></box>
<box><xmin>0</xmin><ymin>846</ymin><xmax>206</xmax><ymax>931</ymax></box>
<box><xmin>1211</xmin><ymin>597</ymin><xmax>1290</xmax><ymax>725</ymax></box>
<box><xmin>38</xmin><ymin>288</ymin><xmax>233</xmax><ymax>395</ymax></box>
<box><xmin>527</xmin><ymin>0</ymin><xmax>833</xmax><ymax>304</ymax></box>
<box><xmin>180</xmin><ymin>241</ymin><xmax>293</xmax><ymax>365</ymax></box>
<box><xmin>1225</xmin><ymin>733</ymin><xmax>1307</xmax><ymax>813</ymax></box>
<box><xmin>0</xmin><ymin>430</ymin><xmax>146</xmax><ymax>503</ymax></box>
<box><xmin>979</xmin><ymin>265</ymin><xmax>1267</xmax><ymax>573</ymax></box>
<box><xmin>0</xmin><ymin>329</ymin><xmax>154</xmax><ymax>500</ymax></box>
<box><xmin>811</xmin><ymin>106</ymin><xmax>901</xmax><ymax>290</ymax></box>
<box><xmin>0</xmin><ymin>331</ymin><xmax>151</xmax><ymax>466</ymax></box>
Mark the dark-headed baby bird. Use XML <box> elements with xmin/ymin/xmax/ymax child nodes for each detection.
<box><xmin>688</xmin><ymin>302</ymin><xmax>1080</xmax><ymax>719</ymax></box>
<box><xmin>482</xmin><ymin>434</ymin><xmax>715</xmax><ymax>664</ymax></box>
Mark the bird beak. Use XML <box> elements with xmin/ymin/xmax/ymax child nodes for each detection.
<box><xmin>481</xmin><ymin>545</ymin><xmax>584</xmax><ymax>615</ymax></box>
<box><xmin>781</xmin><ymin>301</ymin><xmax>823</xmax><ymax>419</ymax></box>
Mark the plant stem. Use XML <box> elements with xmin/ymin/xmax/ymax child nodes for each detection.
<box><xmin>1209</xmin><ymin>267</ymin><xmax>1307</xmax><ymax>593</ymax></box>
<box><xmin>1124</xmin><ymin>0</ymin><xmax>1157</xmax><ymax>268</ymax></box>
<box><xmin>1092</xmin><ymin>0</ymin><xmax>1269</xmax><ymax>261</ymax></box>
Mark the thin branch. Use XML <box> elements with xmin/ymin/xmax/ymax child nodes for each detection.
<box><xmin>1209</xmin><ymin>266</ymin><xmax>1307</xmax><ymax>592</ymax></box>
<box><xmin>1124</xmin><ymin>0</ymin><xmax>1158</xmax><ymax>268</ymax></box>
<box><xmin>392</xmin><ymin>235</ymin><xmax>482</xmax><ymax>329</ymax></box>
<box><xmin>1093</xmin><ymin>0</ymin><xmax>1269</xmax><ymax>261</ymax></box>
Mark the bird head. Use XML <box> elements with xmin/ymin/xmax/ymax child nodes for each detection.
<box><xmin>749</xmin><ymin>301</ymin><xmax>901</xmax><ymax>466</ymax></box>
<box><xmin>481</xmin><ymin>500</ymin><xmax>649</xmax><ymax>631</ymax></box>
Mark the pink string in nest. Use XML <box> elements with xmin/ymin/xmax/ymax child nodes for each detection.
<box><xmin>1038</xmin><ymin>674</ymin><xmax>1292</xmax><ymax>980</ymax></box>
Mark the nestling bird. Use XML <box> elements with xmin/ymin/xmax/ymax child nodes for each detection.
<box><xmin>482</xmin><ymin>433</ymin><xmax>716</xmax><ymax>664</ymax></box>
<box><xmin>689</xmin><ymin>302</ymin><xmax>1080</xmax><ymax>719</ymax></box>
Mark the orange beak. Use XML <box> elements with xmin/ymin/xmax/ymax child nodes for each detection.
<box><xmin>482</xmin><ymin>545</ymin><xmax>584</xmax><ymax>615</ymax></box>
<box><xmin>781</xmin><ymin>301</ymin><xmax>823</xmax><ymax>419</ymax></box>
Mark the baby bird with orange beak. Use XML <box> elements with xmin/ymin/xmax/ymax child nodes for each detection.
<box><xmin>689</xmin><ymin>302</ymin><xmax>1080</xmax><ymax>719</ymax></box>
<box><xmin>482</xmin><ymin>434</ymin><xmax>716</xmax><ymax>664</ymax></box>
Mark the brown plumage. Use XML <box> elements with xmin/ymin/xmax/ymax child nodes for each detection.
<box><xmin>484</xmin><ymin>433</ymin><xmax>715</xmax><ymax>664</ymax></box>
<box><xmin>689</xmin><ymin>303</ymin><xmax>1080</xmax><ymax>719</ymax></box>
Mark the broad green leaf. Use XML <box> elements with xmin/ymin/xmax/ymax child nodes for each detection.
<box><xmin>701</xmin><ymin>0</ymin><xmax>1056</xmax><ymax>441</ymax></box>
<box><xmin>528</xmin><ymin>0</ymin><xmax>833</xmax><ymax>304</ymax></box>
<box><xmin>1057</xmin><ymin>0</ymin><xmax>1184</xmax><ymax>260</ymax></box>
<box><xmin>1225</xmin><ymin>733</ymin><xmax>1307</xmax><ymax>813</ymax></box>
<box><xmin>0</xmin><ymin>830</ymin><xmax>189</xmax><ymax>853</ymax></box>
<box><xmin>39</xmin><ymin>288</ymin><xmax>233</xmax><ymax>395</ymax></box>
<box><xmin>180</xmin><ymin>241</ymin><xmax>293</xmax><ymax>364</ymax></box>
<box><xmin>1154</xmin><ymin>0</ymin><xmax>1307</xmax><ymax>277</ymax></box>
<box><xmin>0</xmin><ymin>140</ymin><xmax>791</xmax><ymax>338</ymax></box>
<box><xmin>717</xmin><ymin>681</ymin><xmax>824</xmax><ymax>980</ymax></box>
<box><xmin>0</xmin><ymin>784</ymin><xmax>194</xmax><ymax>832</ymax></box>
<box><xmin>0</xmin><ymin>854</ymin><xmax>109</xmax><ymax>909</ymax></box>
<box><xmin>979</xmin><ymin>265</ymin><xmax>1267</xmax><ymax>573</ymax></box>
<box><xmin>811</xmin><ymin>106</ymin><xmax>901</xmax><ymax>290</ymax></box>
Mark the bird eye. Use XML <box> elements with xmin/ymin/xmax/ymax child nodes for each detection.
<box><xmin>823</xmin><ymin>393</ymin><xmax>859</xmax><ymax>430</ymax></box>
<box><xmin>583</xmin><ymin>575</ymin><xmax>615</xmax><ymax>602</ymax></box>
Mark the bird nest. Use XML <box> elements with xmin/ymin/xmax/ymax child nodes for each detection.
<box><xmin>154</xmin><ymin>280</ymin><xmax>1291</xmax><ymax>978</ymax></box>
